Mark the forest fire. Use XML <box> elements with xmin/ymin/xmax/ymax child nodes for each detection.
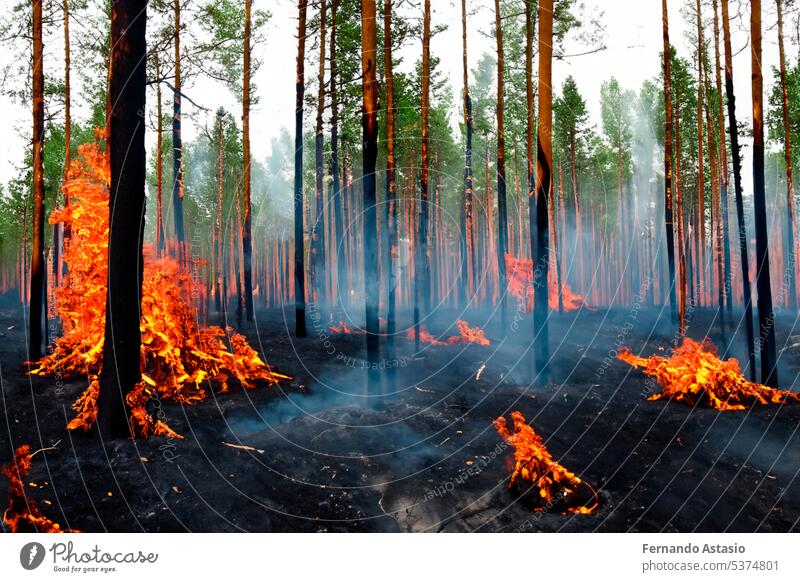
<box><xmin>407</xmin><ymin>319</ymin><xmax>490</xmax><ymax>346</ymax></box>
<box><xmin>1</xmin><ymin>445</ymin><xmax>75</xmax><ymax>533</ymax></box>
<box><xmin>505</xmin><ymin>255</ymin><xmax>592</xmax><ymax>312</ymax></box>
<box><xmin>618</xmin><ymin>339</ymin><xmax>800</xmax><ymax>410</ymax></box>
<box><xmin>494</xmin><ymin>411</ymin><xmax>598</xmax><ymax>514</ymax></box>
<box><xmin>329</xmin><ymin>321</ymin><xmax>363</xmax><ymax>334</ymax></box>
<box><xmin>29</xmin><ymin>139</ymin><xmax>289</xmax><ymax>437</ymax></box>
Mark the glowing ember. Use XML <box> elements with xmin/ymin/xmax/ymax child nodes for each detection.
<box><xmin>618</xmin><ymin>338</ymin><xmax>800</xmax><ymax>411</ymax></box>
<box><xmin>505</xmin><ymin>255</ymin><xmax>592</xmax><ymax>312</ymax></box>
<box><xmin>329</xmin><ymin>321</ymin><xmax>363</xmax><ymax>334</ymax></box>
<box><xmin>30</xmin><ymin>135</ymin><xmax>290</xmax><ymax>437</ymax></box>
<box><xmin>406</xmin><ymin>320</ymin><xmax>490</xmax><ymax>346</ymax></box>
<box><xmin>493</xmin><ymin>411</ymin><xmax>598</xmax><ymax>514</ymax></box>
<box><xmin>2</xmin><ymin>445</ymin><xmax>76</xmax><ymax>533</ymax></box>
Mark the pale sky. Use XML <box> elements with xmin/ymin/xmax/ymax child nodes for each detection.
<box><xmin>0</xmin><ymin>0</ymin><xmax>785</xmax><ymax>188</ymax></box>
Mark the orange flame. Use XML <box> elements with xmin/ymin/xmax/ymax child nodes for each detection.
<box><xmin>30</xmin><ymin>136</ymin><xmax>289</xmax><ymax>437</ymax></box>
<box><xmin>505</xmin><ymin>255</ymin><xmax>593</xmax><ymax>312</ymax></box>
<box><xmin>493</xmin><ymin>411</ymin><xmax>598</xmax><ymax>514</ymax></box>
<box><xmin>618</xmin><ymin>338</ymin><xmax>800</xmax><ymax>410</ymax></box>
<box><xmin>329</xmin><ymin>321</ymin><xmax>363</xmax><ymax>334</ymax></box>
<box><xmin>1</xmin><ymin>445</ymin><xmax>77</xmax><ymax>533</ymax></box>
<box><xmin>406</xmin><ymin>320</ymin><xmax>490</xmax><ymax>346</ymax></box>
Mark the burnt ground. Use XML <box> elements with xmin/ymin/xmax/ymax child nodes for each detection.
<box><xmin>1</xmin><ymin>301</ymin><xmax>800</xmax><ymax>533</ymax></box>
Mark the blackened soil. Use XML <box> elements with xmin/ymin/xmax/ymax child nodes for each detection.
<box><xmin>1</xmin><ymin>304</ymin><xmax>799</xmax><ymax>532</ymax></box>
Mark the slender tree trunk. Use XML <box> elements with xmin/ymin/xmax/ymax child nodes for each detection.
<box><xmin>330</xmin><ymin>0</ymin><xmax>346</xmax><ymax>307</ymax></box>
<box><xmin>494</xmin><ymin>0</ymin><xmax>508</xmax><ymax>325</ymax></box>
<box><xmin>534</xmin><ymin>0</ymin><xmax>552</xmax><ymax>376</ymax></box>
<box><xmin>215</xmin><ymin>109</ymin><xmax>224</xmax><ymax>313</ymax></box>
<box><xmin>675</xmin><ymin>101</ymin><xmax>688</xmax><ymax>335</ymax></box>
<box><xmin>172</xmin><ymin>0</ymin><xmax>185</xmax><ymax>256</ymax></box>
<box><xmin>751</xmin><ymin>0</ymin><xmax>779</xmax><ymax>387</ymax></box>
<box><xmin>461</xmin><ymin>0</ymin><xmax>475</xmax><ymax>304</ymax></box>
<box><xmin>29</xmin><ymin>0</ymin><xmax>46</xmax><ymax>361</ymax></box>
<box><xmin>777</xmin><ymin>0</ymin><xmax>797</xmax><ymax>309</ymax></box>
<box><xmin>313</xmin><ymin>0</ymin><xmax>328</xmax><ymax>306</ymax></box>
<box><xmin>362</xmin><ymin>0</ymin><xmax>379</xmax><ymax>365</ymax></box>
<box><xmin>722</xmin><ymin>0</ymin><xmax>756</xmax><ymax>377</ymax></box>
<box><xmin>662</xmin><ymin>0</ymin><xmax>678</xmax><ymax>323</ymax></box>
<box><xmin>295</xmin><ymin>0</ymin><xmax>308</xmax><ymax>336</ymax></box>
<box><xmin>242</xmin><ymin>0</ymin><xmax>254</xmax><ymax>321</ymax></box>
<box><xmin>155</xmin><ymin>55</ymin><xmax>166</xmax><ymax>256</ymax></box>
<box><xmin>415</xmin><ymin>0</ymin><xmax>431</xmax><ymax>338</ymax></box>
<box><xmin>56</xmin><ymin>0</ymin><xmax>72</xmax><ymax>286</ymax></box>
<box><xmin>383</xmin><ymin>0</ymin><xmax>397</xmax><ymax>337</ymax></box>
<box><xmin>696</xmin><ymin>0</ymin><xmax>706</xmax><ymax>307</ymax></box>
<box><xmin>714</xmin><ymin>0</ymin><xmax>732</xmax><ymax>312</ymax></box>
<box><xmin>97</xmin><ymin>0</ymin><xmax>147</xmax><ymax>438</ymax></box>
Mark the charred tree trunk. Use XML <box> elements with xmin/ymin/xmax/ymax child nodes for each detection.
<box><xmin>242</xmin><ymin>0</ymin><xmax>254</xmax><ymax>321</ymax></box>
<box><xmin>56</xmin><ymin>0</ymin><xmax>72</xmax><ymax>286</ymax></box>
<box><xmin>172</xmin><ymin>0</ymin><xmax>185</xmax><ymax>255</ymax></box>
<box><xmin>294</xmin><ymin>0</ymin><xmax>308</xmax><ymax>337</ymax></box>
<box><xmin>29</xmin><ymin>0</ymin><xmax>46</xmax><ymax>361</ymax></box>
<box><xmin>525</xmin><ymin>0</ymin><xmax>535</xmax><ymax>299</ymax></box>
<box><xmin>750</xmin><ymin>0</ymin><xmax>779</xmax><ymax>387</ymax></box>
<box><xmin>155</xmin><ymin>54</ymin><xmax>166</xmax><ymax>256</ymax></box>
<box><xmin>313</xmin><ymin>0</ymin><xmax>327</xmax><ymax>306</ymax></box>
<box><xmin>461</xmin><ymin>0</ymin><xmax>475</xmax><ymax>305</ymax></box>
<box><xmin>494</xmin><ymin>0</ymin><xmax>508</xmax><ymax>325</ymax></box>
<box><xmin>662</xmin><ymin>0</ymin><xmax>678</xmax><ymax>323</ymax></box>
<box><xmin>97</xmin><ymin>0</ymin><xmax>147</xmax><ymax>438</ymax></box>
<box><xmin>696</xmin><ymin>0</ymin><xmax>706</xmax><ymax>307</ymax></box>
<box><xmin>383</xmin><ymin>0</ymin><xmax>397</xmax><ymax>337</ymax></box>
<box><xmin>215</xmin><ymin>108</ymin><xmax>224</xmax><ymax>313</ymax></box>
<box><xmin>415</xmin><ymin>0</ymin><xmax>432</xmax><ymax>338</ymax></box>
<box><xmin>362</xmin><ymin>0</ymin><xmax>380</xmax><ymax>366</ymax></box>
<box><xmin>330</xmin><ymin>0</ymin><xmax>346</xmax><ymax>307</ymax></box>
<box><xmin>721</xmin><ymin>0</ymin><xmax>756</xmax><ymax>377</ymax></box>
<box><xmin>534</xmin><ymin>0</ymin><xmax>553</xmax><ymax>377</ymax></box>
<box><xmin>777</xmin><ymin>0</ymin><xmax>797</xmax><ymax>309</ymax></box>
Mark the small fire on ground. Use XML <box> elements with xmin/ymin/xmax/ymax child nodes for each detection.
<box><xmin>494</xmin><ymin>411</ymin><xmax>598</xmax><ymax>514</ymax></box>
<box><xmin>407</xmin><ymin>320</ymin><xmax>491</xmax><ymax>346</ymax></box>
<box><xmin>506</xmin><ymin>255</ymin><xmax>593</xmax><ymax>312</ymax></box>
<box><xmin>618</xmin><ymin>338</ymin><xmax>800</xmax><ymax>410</ymax></box>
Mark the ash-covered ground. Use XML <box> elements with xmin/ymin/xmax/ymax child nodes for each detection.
<box><xmin>1</xmin><ymin>301</ymin><xmax>800</xmax><ymax>532</ymax></box>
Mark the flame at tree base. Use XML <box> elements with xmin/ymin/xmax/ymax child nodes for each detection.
<box><xmin>2</xmin><ymin>446</ymin><xmax>77</xmax><ymax>533</ymax></box>
<box><xmin>29</xmin><ymin>135</ymin><xmax>290</xmax><ymax>438</ymax></box>
<box><xmin>407</xmin><ymin>320</ymin><xmax>490</xmax><ymax>346</ymax></box>
<box><xmin>506</xmin><ymin>255</ymin><xmax>593</xmax><ymax>312</ymax></box>
<box><xmin>494</xmin><ymin>411</ymin><xmax>598</xmax><ymax>514</ymax></box>
<box><xmin>618</xmin><ymin>338</ymin><xmax>800</xmax><ymax>411</ymax></box>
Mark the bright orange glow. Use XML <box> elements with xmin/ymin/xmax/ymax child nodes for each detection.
<box><xmin>407</xmin><ymin>319</ymin><xmax>490</xmax><ymax>346</ymax></box>
<box><xmin>494</xmin><ymin>411</ymin><xmax>598</xmax><ymax>514</ymax></box>
<box><xmin>1</xmin><ymin>445</ymin><xmax>76</xmax><ymax>533</ymax></box>
<box><xmin>505</xmin><ymin>255</ymin><xmax>593</xmax><ymax>312</ymax></box>
<box><xmin>30</xmin><ymin>135</ymin><xmax>290</xmax><ymax>437</ymax></box>
<box><xmin>329</xmin><ymin>321</ymin><xmax>363</xmax><ymax>334</ymax></box>
<box><xmin>618</xmin><ymin>338</ymin><xmax>800</xmax><ymax>410</ymax></box>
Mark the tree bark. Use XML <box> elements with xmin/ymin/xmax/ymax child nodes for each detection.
<box><xmin>295</xmin><ymin>0</ymin><xmax>308</xmax><ymax>337</ymax></box>
<box><xmin>215</xmin><ymin>108</ymin><xmax>224</xmax><ymax>313</ymax></box>
<box><xmin>494</xmin><ymin>0</ymin><xmax>508</xmax><ymax>324</ymax></box>
<box><xmin>696</xmin><ymin>0</ymin><xmax>706</xmax><ymax>307</ymax></box>
<box><xmin>242</xmin><ymin>0</ymin><xmax>254</xmax><ymax>321</ymax></box>
<box><xmin>750</xmin><ymin>0</ymin><xmax>779</xmax><ymax>387</ymax></box>
<box><xmin>155</xmin><ymin>54</ymin><xmax>166</xmax><ymax>256</ymax></box>
<box><xmin>172</xmin><ymin>0</ymin><xmax>185</xmax><ymax>254</ymax></box>
<box><xmin>662</xmin><ymin>0</ymin><xmax>678</xmax><ymax>324</ymax></box>
<box><xmin>313</xmin><ymin>0</ymin><xmax>327</xmax><ymax>305</ymax></box>
<box><xmin>97</xmin><ymin>0</ymin><xmax>147</xmax><ymax>438</ymax></box>
<box><xmin>330</xmin><ymin>0</ymin><xmax>346</xmax><ymax>307</ymax></box>
<box><xmin>415</xmin><ymin>0</ymin><xmax>432</xmax><ymax>338</ymax></box>
<box><xmin>383</xmin><ymin>0</ymin><xmax>397</xmax><ymax>337</ymax></box>
<box><xmin>461</xmin><ymin>0</ymin><xmax>475</xmax><ymax>304</ymax></box>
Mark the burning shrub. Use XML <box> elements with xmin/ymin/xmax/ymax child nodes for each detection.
<box><xmin>1</xmin><ymin>445</ymin><xmax>76</xmax><ymax>533</ymax></box>
<box><xmin>493</xmin><ymin>411</ymin><xmax>598</xmax><ymax>514</ymax></box>
<box><xmin>407</xmin><ymin>320</ymin><xmax>490</xmax><ymax>346</ymax></box>
<box><xmin>618</xmin><ymin>338</ymin><xmax>800</xmax><ymax>411</ymax></box>
<box><xmin>506</xmin><ymin>255</ymin><xmax>592</xmax><ymax>312</ymax></box>
<box><xmin>30</xmin><ymin>136</ymin><xmax>289</xmax><ymax>438</ymax></box>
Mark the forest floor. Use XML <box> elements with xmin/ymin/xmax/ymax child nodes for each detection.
<box><xmin>1</xmin><ymin>300</ymin><xmax>800</xmax><ymax>532</ymax></box>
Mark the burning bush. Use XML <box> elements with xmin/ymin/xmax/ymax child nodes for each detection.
<box><xmin>30</xmin><ymin>136</ymin><xmax>289</xmax><ymax>438</ymax></box>
<box><xmin>506</xmin><ymin>255</ymin><xmax>592</xmax><ymax>312</ymax></box>
<box><xmin>493</xmin><ymin>411</ymin><xmax>598</xmax><ymax>514</ymax></box>
<box><xmin>407</xmin><ymin>319</ymin><xmax>490</xmax><ymax>346</ymax></box>
<box><xmin>618</xmin><ymin>338</ymin><xmax>800</xmax><ymax>411</ymax></box>
<box><xmin>1</xmin><ymin>445</ymin><xmax>76</xmax><ymax>533</ymax></box>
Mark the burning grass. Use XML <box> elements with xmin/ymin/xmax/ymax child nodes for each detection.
<box><xmin>618</xmin><ymin>338</ymin><xmax>800</xmax><ymax>411</ymax></box>
<box><xmin>506</xmin><ymin>255</ymin><xmax>592</xmax><ymax>312</ymax></box>
<box><xmin>30</xmin><ymin>135</ymin><xmax>289</xmax><ymax>438</ymax></box>
<box><xmin>1</xmin><ymin>445</ymin><xmax>76</xmax><ymax>533</ymax></box>
<box><xmin>407</xmin><ymin>319</ymin><xmax>491</xmax><ymax>346</ymax></box>
<box><xmin>493</xmin><ymin>411</ymin><xmax>598</xmax><ymax>514</ymax></box>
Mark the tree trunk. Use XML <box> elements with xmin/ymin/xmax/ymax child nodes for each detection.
<box><xmin>330</xmin><ymin>0</ymin><xmax>346</xmax><ymax>307</ymax></box>
<box><xmin>362</xmin><ymin>0</ymin><xmax>379</xmax><ymax>364</ymax></box>
<box><xmin>662</xmin><ymin>0</ymin><xmax>678</xmax><ymax>324</ymax></box>
<box><xmin>494</xmin><ymin>0</ymin><xmax>508</xmax><ymax>325</ymax></box>
<box><xmin>97</xmin><ymin>0</ymin><xmax>147</xmax><ymax>438</ymax></box>
<box><xmin>172</xmin><ymin>0</ymin><xmax>185</xmax><ymax>256</ymax></box>
<box><xmin>313</xmin><ymin>0</ymin><xmax>328</xmax><ymax>305</ymax></box>
<box><xmin>415</xmin><ymin>0</ymin><xmax>431</xmax><ymax>337</ymax></box>
<box><xmin>675</xmin><ymin>98</ymin><xmax>688</xmax><ymax>335</ymax></box>
<box><xmin>294</xmin><ymin>0</ymin><xmax>308</xmax><ymax>337</ymax></box>
<box><xmin>721</xmin><ymin>0</ymin><xmax>756</xmax><ymax>377</ymax></box>
<box><xmin>215</xmin><ymin>109</ymin><xmax>224</xmax><ymax>313</ymax></box>
<box><xmin>534</xmin><ymin>0</ymin><xmax>553</xmax><ymax>377</ymax></box>
<box><xmin>242</xmin><ymin>0</ymin><xmax>254</xmax><ymax>321</ymax></box>
<box><xmin>461</xmin><ymin>0</ymin><xmax>475</xmax><ymax>304</ymax></box>
<box><xmin>777</xmin><ymin>0</ymin><xmax>797</xmax><ymax>309</ymax></box>
<box><xmin>696</xmin><ymin>0</ymin><xmax>706</xmax><ymax>307</ymax></box>
<box><xmin>29</xmin><ymin>0</ymin><xmax>46</xmax><ymax>361</ymax></box>
<box><xmin>155</xmin><ymin>54</ymin><xmax>166</xmax><ymax>257</ymax></box>
<box><xmin>56</xmin><ymin>0</ymin><xmax>72</xmax><ymax>285</ymax></box>
<box><xmin>383</xmin><ymin>0</ymin><xmax>397</xmax><ymax>337</ymax></box>
<box><xmin>750</xmin><ymin>0</ymin><xmax>779</xmax><ymax>387</ymax></box>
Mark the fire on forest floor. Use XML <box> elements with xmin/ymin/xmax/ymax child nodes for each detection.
<box><xmin>618</xmin><ymin>338</ymin><xmax>800</xmax><ymax>410</ymax></box>
<box><xmin>407</xmin><ymin>320</ymin><xmax>491</xmax><ymax>346</ymax></box>
<box><xmin>29</xmin><ymin>133</ymin><xmax>289</xmax><ymax>438</ymax></box>
<box><xmin>494</xmin><ymin>411</ymin><xmax>598</xmax><ymax>514</ymax></box>
<box><xmin>506</xmin><ymin>255</ymin><xmax>592</xmax><ymax>312</ymax></box>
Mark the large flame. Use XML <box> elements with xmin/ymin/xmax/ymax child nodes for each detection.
<box><xmin>494</xmin><ymin>411</ymin><xmax>598</xmax><ymax>514</ymax></box>
<box><xmin>505</xmin><ymin>255</ymin><xmax>592</xmax><ymax>312</ymax></box>
<box><xmin>407</xmin><ymin>320</ymin><xmax>490</xmax><ymax>346</ymax></box>
<box><xmin>1</xmin><ymin>445</ymin><xmax>76</xmax><ymax>533</ymax></box>
<box><xmin>618</xmin><ymin>338</ymin><xmax>800</xmax><ymax>410</ymax></box>
<box><xmin>30</xmin><ymin>135</ymin><xmax>289</xmax><ymax>437</ymax></box>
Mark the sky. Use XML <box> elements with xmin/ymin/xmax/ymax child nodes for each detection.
<box><xmin>0</xmin><ymin>0</ymin><xmax>787</xmax><ymax>189</ymax></box>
